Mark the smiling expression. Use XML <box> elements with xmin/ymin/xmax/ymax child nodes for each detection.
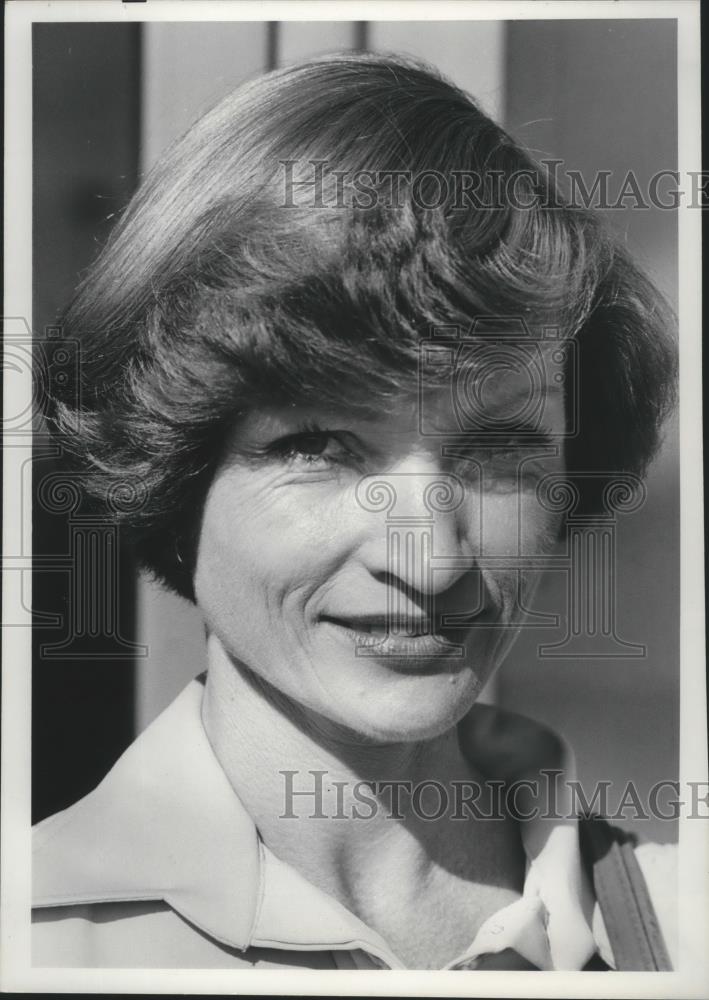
<box><xmin>194</xmin><ymin>374</ymin><xmax>566</xmax><ymax>744</ymax></box>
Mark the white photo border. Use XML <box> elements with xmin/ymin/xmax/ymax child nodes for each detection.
<box><xmin>3</xmin><ymin>1</ymin><xmax>705</xmax><ymax>996</ymax></box>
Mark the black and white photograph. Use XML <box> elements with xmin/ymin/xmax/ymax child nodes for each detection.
<box><xmin>2</xmin><ymin>0</ymin><xmax>706</xmax><ymax>995</ymax></box>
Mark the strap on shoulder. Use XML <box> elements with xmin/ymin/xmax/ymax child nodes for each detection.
<box><xmin>578</xmin><ymin>815</ymin><xmax>673</xmax><ymax>971</ymax></box>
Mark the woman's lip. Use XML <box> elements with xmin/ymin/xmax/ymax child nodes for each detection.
<box><xmin>321</xmin><ymin>615</ymin><xmax>433</xmax><ymax>635</ymax></box>
<box><xmin>320</xmin><ymin>613</ymin><xmax>487</xmax><ymax>635</ymax></box>
<box><xmin>320</xmin><ymin>617</ymin><xmax>474</xmax><ymax>659</ymax></box>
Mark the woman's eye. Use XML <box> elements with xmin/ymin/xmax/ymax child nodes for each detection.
<box><xmin>449</xmin><ymin>434</ymin><xmax>558</xmax><ymax>485</ymax></box>
<box><xmin>273</xmin><ymin>431</ymin><xmax>354</xmax><ymax>468</ymax></box>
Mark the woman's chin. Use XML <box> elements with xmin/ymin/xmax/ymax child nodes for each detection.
<box><xmin>325</xmin><ymin>669</ymin><xmax>486</xmax><ymax>745</ymax></box>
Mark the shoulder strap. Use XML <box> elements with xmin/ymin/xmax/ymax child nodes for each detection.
<box><xmin>578</xmin><ymin>815</ymin><xmax>673</xmax><ymax>971</ymax></box>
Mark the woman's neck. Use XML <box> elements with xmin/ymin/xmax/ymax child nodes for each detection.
<box><xmin>200</xmin><ymin>633</ymin><xmax>523</xmax><ymax>926</ymax></box>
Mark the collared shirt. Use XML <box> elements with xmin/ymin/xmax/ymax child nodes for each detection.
<box><xmin>32</xmin><ymin>678</ymin><xmax>676</xmax><ymax>970</ymax></box>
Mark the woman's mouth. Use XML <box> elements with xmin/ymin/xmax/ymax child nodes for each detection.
<box><xmin>319</xmin><ymin>614</ymin><xmax>479</xmax><ymax>661</ymax></box>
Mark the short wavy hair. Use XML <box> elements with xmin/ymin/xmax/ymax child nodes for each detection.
<box><xmin>42</xmin><ymin>52</ymin><xmax>677</xmax><ymax>601</ymax></box>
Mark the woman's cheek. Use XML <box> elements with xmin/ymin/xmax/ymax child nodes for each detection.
<box><xmin>195</xmin><ymin>472</ymin><xmax>352</xmax><ymax>608</ymax></box>
<box><xmin>481</xmin><ymin>486</ymin><xmax>561</xmax><ymax>553</ymax></box>
<box><xmin>474</xmin><ymin>490</ymin><xmax>560</xmax><ymax>619</ymax></box>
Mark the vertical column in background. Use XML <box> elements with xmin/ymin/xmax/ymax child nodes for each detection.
<box><xmin>139</xmin><ymin>21</ymin><xmax>269</xmax><ymax>171</ymax></box>
<box><xmin>367</xmin><ymin>20</ymin><xmax>505</xmax><ymax>122</ymax></box>
<box><xmin>278</xmin><ymin>21</ymin><xmax>359</xmax><ymax>64</ymax></box>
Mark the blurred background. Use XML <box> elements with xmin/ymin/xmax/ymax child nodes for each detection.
<box><xmin>33</xmin><ymin>18</ymin><xmax>679</xmax><ymax>841</ymax></box>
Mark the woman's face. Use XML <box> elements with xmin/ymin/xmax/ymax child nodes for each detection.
<box><xmin>194</xmin><ymin>364</ymin><xmax>566</xmax><ymax>743</ymax></box>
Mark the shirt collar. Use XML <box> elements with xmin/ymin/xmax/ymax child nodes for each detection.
<box><xmin>33</xmin><ymin>676</ymin><xmax>261</xmax><ymax>951</ymax></box>
<box><xmin>33</xmin><ymin>677</ymin><xmax>599</xmax><ymax>969</ymax></box>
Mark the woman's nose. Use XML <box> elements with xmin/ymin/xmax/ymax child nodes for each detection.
<box><xmin>354</xmin><ymin>453</ymin><xmax>478</xmax><ymax>596</ymax></box>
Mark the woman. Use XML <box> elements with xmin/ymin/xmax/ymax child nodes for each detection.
<box><xmin>33</xmin><ymin>53</ymin><xmax>677</xmax><ymax>971</ymax></box>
